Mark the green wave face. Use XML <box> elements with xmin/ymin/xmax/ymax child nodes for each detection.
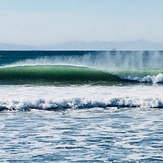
<box><xmin>0</xmin><ymin>65</ymin><xmax>123</xmax><ymax>85</ymax></box>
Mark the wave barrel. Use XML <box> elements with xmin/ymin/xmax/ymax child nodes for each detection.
<box><xmin>0</xmin><ymin>65</ymin><xmax>123</xmax><ymax>85</ymax></box>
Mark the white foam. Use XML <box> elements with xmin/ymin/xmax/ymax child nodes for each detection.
<box><xmin>125</xmin><ymin>73</ymin><xmax>163</xmax><ymax>83</ymax></box>
<box><xmin>0</xmin><ymin>85</ymin><xmax>163</xmax><ymax>111</ymax></box>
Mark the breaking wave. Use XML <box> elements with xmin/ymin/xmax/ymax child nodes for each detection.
<box><xmin>0</xmin><ymin>65</ymin><xmax>163</xmax><ymax>84</ymax></box>
<box><xmin>0</xmin><ymin>65</ymin><xmax>123</xmax><ymax>85</ymax></box>
<box><xmin>1</xmin><ymin>97</ymin><xmax>163</xmax><ymax>112</ymax></box>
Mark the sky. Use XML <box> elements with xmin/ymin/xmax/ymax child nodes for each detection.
<box><xmin>0</xmin><ymin>0</ymin><xmax>163</xmax><ymax>46</ymax></box>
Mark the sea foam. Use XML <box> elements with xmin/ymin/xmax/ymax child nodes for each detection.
<box><xmin>124</xmin><ymin>73</ymin><xmax>163</xmax><ymax>83</ymax></box>
<box><xmin>0</xmin><ymin>85</ymin><xmax>163</xmax><ymax>111</ymax></box>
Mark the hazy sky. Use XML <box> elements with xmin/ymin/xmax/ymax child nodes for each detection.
<box><xmin>0</xmin><ymin>0</ymin><xmax>163</xmax><ymax>45</ymax></box>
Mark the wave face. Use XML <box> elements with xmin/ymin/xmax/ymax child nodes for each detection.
<box><xmin>0</xmin><ymin>50</ymin><xmax>163</xmax><ymax>84</ymax></box>
<box><xmin>0</xmin><ymin>65</ymin><xmax>163</xmax><ymax>84</ymax></box>
<box><xmin>0</xmin><ymin>65</ymin><xmax>123</xmax><ymax>85</ymax></box>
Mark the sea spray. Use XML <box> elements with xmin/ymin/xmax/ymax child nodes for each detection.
<box><xmin>1</xmin><ymin>51</ymin><xmax>163</xmax><ymax>70</ymax></box>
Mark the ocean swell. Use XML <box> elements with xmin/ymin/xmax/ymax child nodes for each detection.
<box><xmin>0</xmin><ymin>65</ymin><xmax>163</xmax><ymax>85</ymax></box>
<box><xmin>0</xmin><ymin>65</ymin><xmax>123</xmax><ymax>85</ymax></box>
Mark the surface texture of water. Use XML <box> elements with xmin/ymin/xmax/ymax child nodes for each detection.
<box><xmin>0</xmin><ymin>106</ymin><xmax>163</xmax><ymax>162</ymax></box>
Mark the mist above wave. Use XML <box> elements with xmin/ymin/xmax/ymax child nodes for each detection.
<box><xmin>1</xmin><ymin>51</ymin><xmax>163</xmax><ymax>70</ymax></box>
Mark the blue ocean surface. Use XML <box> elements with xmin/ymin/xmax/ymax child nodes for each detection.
<box><xmin>0</xmin><ymin>51</ymin><xmax>163</xmax><ymax>162</ymax></box>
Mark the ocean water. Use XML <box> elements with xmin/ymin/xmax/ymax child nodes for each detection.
<box><xmin>0</xmin><ymin>51</ymin><xmax>163</xmax><ymax>162</ymax></box>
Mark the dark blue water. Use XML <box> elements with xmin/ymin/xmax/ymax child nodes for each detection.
<box><xmin>0</xmin><ymin>51</ymin><xmax>98</xmax><ymax>66</ymax></box>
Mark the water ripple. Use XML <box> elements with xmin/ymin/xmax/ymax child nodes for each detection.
<box><xmin>0</xmin><ymin>108</ymin><xmax>163</xmax><ymax>162</ymax></box>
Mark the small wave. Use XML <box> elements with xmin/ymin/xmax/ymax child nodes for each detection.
<box><xmin>1</xmin><ymin>97</ymin><xmax>163</xmax><ymax>111</ymax></box>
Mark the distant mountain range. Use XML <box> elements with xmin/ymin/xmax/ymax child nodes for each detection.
<box><xmin>0</xmin><ymin>43</ymin><xmax>35</xmax><ymax>50</ymax></box>
<box><xmin>0</xmin><ymin>40</ymin><xmax>163</xmax><ymax>50</ymax></box>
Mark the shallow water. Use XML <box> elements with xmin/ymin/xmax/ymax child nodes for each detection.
<box><xmin>0</xmin><ymin>107</ymin><xmax>163</xmax><ymax>162</ymax></box>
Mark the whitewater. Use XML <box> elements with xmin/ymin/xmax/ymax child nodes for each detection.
<box><xmin>0</xmin><ymin>84</ymin><xmax>163</xmax><ymax>111</ymax></box>
<box><xmin>0</xmin><ymin>51</ymin><xmax>163</xmax><ymax>162</ymax></box>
